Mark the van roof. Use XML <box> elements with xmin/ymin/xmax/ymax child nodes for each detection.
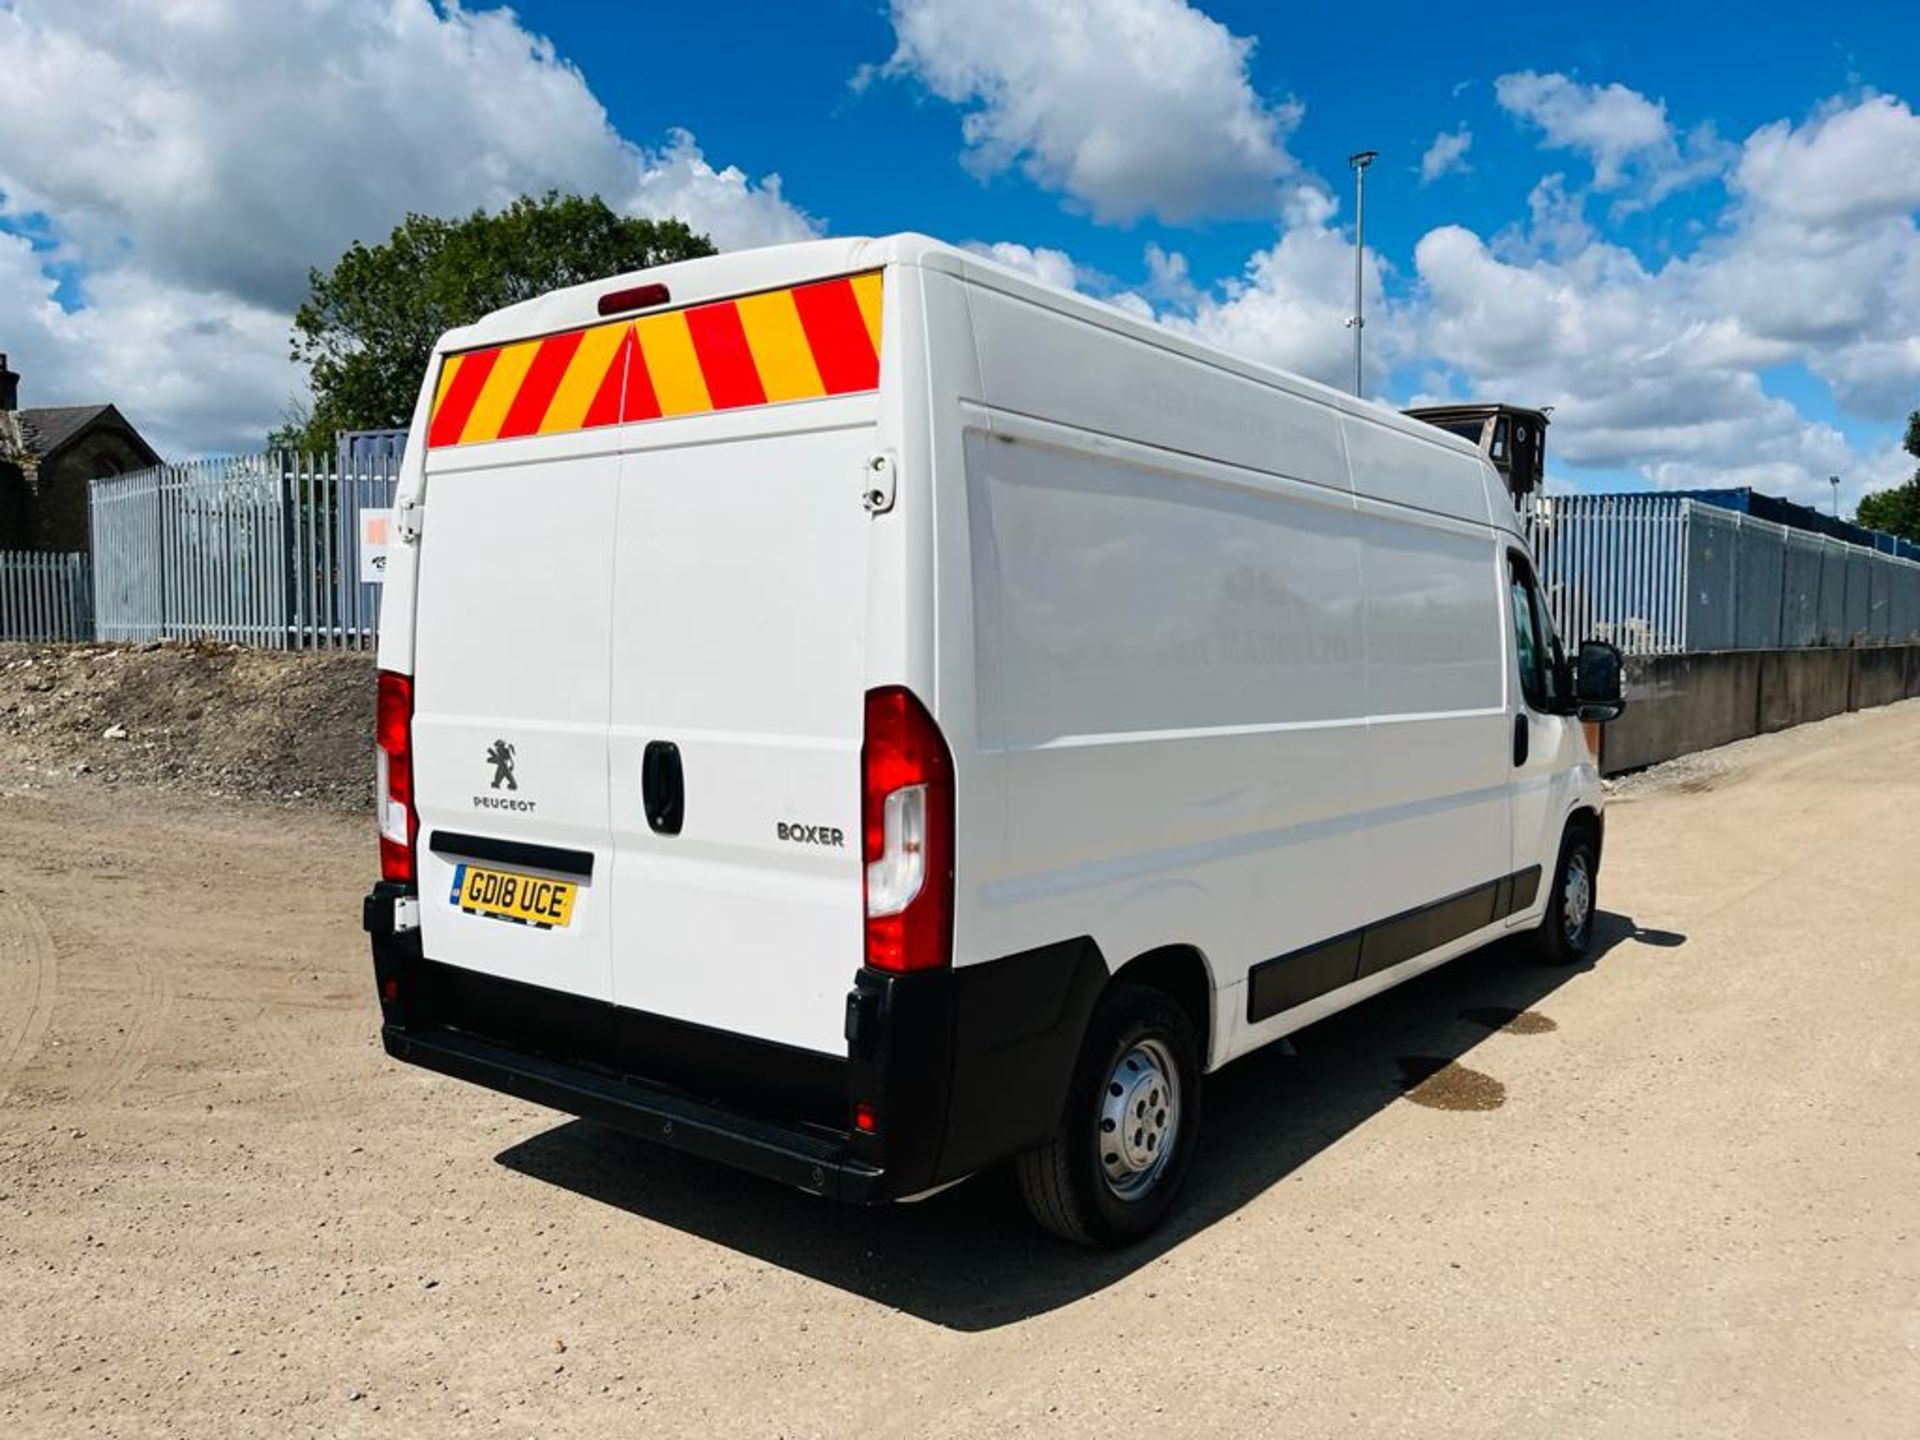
<box><xmin>437</xmin><ymin>232</ymin><xmax>1486</xmax><ymax>464</ymax></box>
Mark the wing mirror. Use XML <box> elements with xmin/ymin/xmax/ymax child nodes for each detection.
<box><xmin>1573</xmin><ymin>640</ymin><xmax>1625</xmax><ymax>722</ymax></box>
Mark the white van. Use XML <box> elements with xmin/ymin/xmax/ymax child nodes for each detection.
<box><xmin>364</xmin><ymin>234</ymin><xmax>1624</xmax><ymax>1245</ymax></box>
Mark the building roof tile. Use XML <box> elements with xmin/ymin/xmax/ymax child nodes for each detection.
<box><xmin>16</xmin><ymin>405</ymin><xmax>117</xmax><ymax>460</ymax></box>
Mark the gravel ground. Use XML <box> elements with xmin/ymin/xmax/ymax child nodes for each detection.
<box><xmin>0</xmin><ymin>641</ymin><xmax>373</xmax><ymax>810</ymax></box>
<box><xmin>0</xmin><ymin>696</ymin><xmax>1915</xmax><ymax>1438</ymax></box>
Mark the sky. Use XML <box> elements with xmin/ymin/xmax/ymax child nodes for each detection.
<box><xmin>2</xmin><ymin>0</ymin><xmax>1918</xmax><ymax>509</ymax></box>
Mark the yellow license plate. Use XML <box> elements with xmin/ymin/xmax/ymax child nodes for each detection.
<box><xmin>450</xmin><ymin>863</ymin><xmax>577</xmax><ymax>930</ymax></box>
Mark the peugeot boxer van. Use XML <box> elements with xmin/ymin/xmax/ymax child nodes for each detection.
<box><xmin>363</xmin><ymin>234</ymin><xmax>1624</xmax><ymax>1245</ymax></box>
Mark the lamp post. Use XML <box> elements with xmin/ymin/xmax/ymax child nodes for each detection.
<box><xmin>1346</xmin><ymin>150</ymin><xmax>1378</xmax><ymax>398</ymax></box>
<box><xmin>1830</xmin><ymin>474</ymin><xmax>1840</xmax><ymax>518</ymax></box>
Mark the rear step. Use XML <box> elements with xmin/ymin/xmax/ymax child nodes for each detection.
<box><xmin>385</xmin><ymin>1024</ymin><xmax>886</xmax><ymax>1201</ymax></box>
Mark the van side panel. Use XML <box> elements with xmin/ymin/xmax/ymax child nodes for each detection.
<box><xmin>958</xmin><ymin>282</ymin><xmax>1366</xmax><ymax>1063</ymax></box>
<box><xmin>959</xmin><ymin>417</ymin><xmax>1371</xmax><ymax>1052</ymax></box>
<box><xmin>954</xmin><ymin>281</ymin><xmax>1520</xmax><ymax>1067</ymax></box>
<box><xmin>1340</xmin><ymin>413</ymin><xmax>1493</xmax><ymax>527</ymax></box>
<box><xmin>962</xmin><ymin>282</ymin><xmax>1350</xmax><ymax>496</ymax></box>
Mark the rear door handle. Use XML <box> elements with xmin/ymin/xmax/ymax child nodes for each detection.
<box><xmin>641</xmin><ymin>741</ymin><xmax>684</xmax><ymax>835</ymax></box>
<box><xmin>1512</xmin><ymin>713</ymin><xmax>1529</xmax><ymax>768</ymax></box>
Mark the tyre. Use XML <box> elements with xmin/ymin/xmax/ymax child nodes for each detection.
<box><xmin>1530</xmin><ymin>825</ymin><xmax>1598</xmax><ymax>964</ymax></box>
<box><xmin>1015</xmin><ymin>982</ymin><xmax>1202</xmax><ymax>1247</ymax></box>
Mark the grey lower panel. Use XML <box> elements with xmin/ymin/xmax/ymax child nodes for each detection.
<box><xmin>1245</xmin><ymin>865</ymin><xmax>1544</xmax><ymax>1024</ymax></box>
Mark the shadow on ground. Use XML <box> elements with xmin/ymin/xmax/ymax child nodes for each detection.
<box><xmin>496</xmin><ymin>912</ymin><xmax>1682</xmax><ymax>1331</ymax></box>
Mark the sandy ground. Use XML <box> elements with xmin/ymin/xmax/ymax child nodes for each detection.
<box><xmin>1</xmin><ymin>703</ymin><xmax>1916</xmax><ymax>1439</ymax></box>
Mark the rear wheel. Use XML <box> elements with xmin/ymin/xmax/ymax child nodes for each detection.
<box><xmin>1015</xmin><ymin>982</ymin><xmax>1202</xmax><ymax>1247</ymax></box>
<box><xmin>1530</xmin><ymin>825</ymin><xmax>1598</xmax><ymax>964</ymax></box>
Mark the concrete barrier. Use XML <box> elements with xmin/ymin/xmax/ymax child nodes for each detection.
<box><xmin>1605</xmin><ymin>651</ymin><xmax>1766</xmax><ymax>774</ymax></box>
<box><xmin>1850</xmin><ymin>646</ymin><xmax>1911</xmax><ymax>710</ymax></box>
<box><xmin>1758</xmin><ymin>649</ymin><xmax>1852</xmax><ymax>733</ymax></box>
<box><xmin>1601</xmin><ymin>643</ymin><xmax>1920</xmax><ymax>775</ymax></box>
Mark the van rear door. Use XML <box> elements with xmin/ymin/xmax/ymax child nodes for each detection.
<box><xmin>606</xmin><ymin>417</ymin><xmax>877</xmax><ymax>1056</ymax></box>
<box><xmin>410</xmin><ymin>417</ymin><xmax>626</xmax><ymax>1005</ymax></box>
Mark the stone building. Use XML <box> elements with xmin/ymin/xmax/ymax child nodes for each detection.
<box><xmin>0</xmin><ymin>353</ymin><xmax>160</xmax><ymax>551</ymax></box>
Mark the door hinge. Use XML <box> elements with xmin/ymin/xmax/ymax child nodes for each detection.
<box><xmin>861</xmin><ymin>452</ymin><xmax>897</xmax><ymax>514</ymax></box>
<box><xmin>395</xmin><ymin>493</ymin><xmax>423</xmax><ymax>542</ymax></box>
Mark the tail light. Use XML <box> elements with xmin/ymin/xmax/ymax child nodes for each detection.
<box><xmin>375</xmin><ymin>670</ymin><xmax>417</xmax><ymax>884</ymax></box>
<box><xmin>861</xmin><ymin>686</ymin><xmax>954</xmax><ymax>973</ymax></box>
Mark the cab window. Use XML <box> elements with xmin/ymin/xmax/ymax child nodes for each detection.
<box><xmin>1532</xmin><ymin>577</ymin><xmax>1567</xmax><ymax>710</ymax></box>
<box><xmin>1507</xmin><ymin>552</ymin><xmax>1549</xmax><ymax>712</ymax></box>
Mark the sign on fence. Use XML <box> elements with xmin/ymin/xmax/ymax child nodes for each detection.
<box><xmin>359</xmin><ymin>508</ymin><xmax>392</xmax><ymax>585</ymax></box>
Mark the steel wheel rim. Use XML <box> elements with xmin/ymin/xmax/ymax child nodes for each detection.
<box><xmin>1098</xmin><ymin>1038</ymin><xmax>1180</xmax><ymax>1200</ymax></box>
<box><xmin>1563</xmin><ymin>851</ymin><xmax>1593</xmax><ymax>945</ymax></box>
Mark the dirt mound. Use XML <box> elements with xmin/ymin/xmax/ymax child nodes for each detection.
<box><xmin>0</xmin><ymin>640</ymin><xmax>374</xmax><ymax>810</ymax></box>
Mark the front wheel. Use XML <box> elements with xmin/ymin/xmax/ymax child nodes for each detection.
<box><xmin>1014</xmin><ymin>983</ymin><xmax>1202</xmax><ymax>1247</ymax></box>
<box><xmin>1530</xmin><ymin>826</ymin><xmax>1598</xmax><ymax>964</ymax></box>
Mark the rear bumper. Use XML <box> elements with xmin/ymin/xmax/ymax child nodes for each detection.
<box><xmin>383</xmin><ymin>1021</ymin><xmax>889</xmax><ymax>1201</ymax></box>
<box><xmin>364</xmin><ymin>883</ymin><xmax>1105</xmax><ymax>1204</ymax></box>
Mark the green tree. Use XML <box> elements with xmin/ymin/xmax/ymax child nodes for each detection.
<box><xmin>1854</xmin><ymin>409</ymin><xmax>1920</xmax><ymax>541</ymax></box>
<box><xmin>284</xmin><ymin>193</ymin><xmax>713</xmax><ymax>451</ymax></box>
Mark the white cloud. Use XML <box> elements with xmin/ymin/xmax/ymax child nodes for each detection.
<box><xmin>1412</xmin><ymin>95</ymin><xmax>1920</xmax><ymax>507</ymax></box>
<box><xmin>0</xmin><ymin>232</ymin><xmax>293</xmax><ymax>457</ymax></box>
<box><xmin>1413</xmin><ymin>219</ymin><xmax>1821</xmax><ymax>483</ymax></box>
<box><xmin>1142</xmin><ymin>243</ymin><xmax>1201</xmax><ymax>308</ymax></box>
<box><xmin>1495</xmin><ymin>72</ymin><xmax>1673</xmax><ymax>190</ymax></box>
<box><xmin>0</xmin><ymin>0</ymin><xmax>820</xmax><ymax>455</ymax></box>
<box><xmin>1493</xmin><ymin>70</ymin><xmax>1732</xmax><ymax>212</ymax></box>
<box><xmin>0</xmin><ymin>1</ymin><xmax>818</xmax><ymax>308</ymax></box>
<box><xmin>1159</xmin><ymin>190</ymin><xmax>1394</xmax><ymax>394</ymax></box>
<box><xmin>1809</xmin><ymin>336</ymin><xmax>1920</xmax><ymax>421</ymax></box>
<box><xmin>628</xmin><ymin>130</ymin><xmax>820</xmax><ymax>252</ymax></box>
<box><xmin>1733</xmin><ymin>93</ymin><xmax>1920</xmax><ymax>228</ymax></box>
<box><xmin>963</xmin><ymin>241</ymin><xmax>1085</xmax><ymax>292</ymax></box>
<box><xmin>1701</xmin><ymin>97</ymin><xmax>1920</xmax><ymax>418</ymax></box>
<box><xmin>1420</xmin><ymin>127</ymin><xmax>1474</xmax><ymax>184</ymax></box>
<box><xmin>1</xmin><ymin>1</ymin><xmax>611</xmax><ymax>308</ymax></box>
<box><xmin>878</xmin><ymin>0</ymin><xmax>1300</xmax><ymax>223</ymax></box>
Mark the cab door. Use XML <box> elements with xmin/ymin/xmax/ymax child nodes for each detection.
<box><xmin>1505</xmin><ymin>549</ymin><xmax>1580</xmax><ymax>922</ymax></box>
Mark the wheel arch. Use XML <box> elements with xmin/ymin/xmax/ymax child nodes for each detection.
<box><xmin>1565</xmin><ymin>803</ymin><xmax>1604</xmax><ymax>867</ymax></box>
<box><xmin>1109</xmin><ymin>943</ymin><xmax>1217</xmax><ymax>1070</ymax></box>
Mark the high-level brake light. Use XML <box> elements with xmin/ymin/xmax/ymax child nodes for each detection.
<box><xmin>596</xmin><ymin>282</ymin><xmax>671</xmax><ymax>316</ymax></box>
<box><xmin>861</xmin><ymin>686</ymin><xmax>954</xmax><ymax>974</ymax></box>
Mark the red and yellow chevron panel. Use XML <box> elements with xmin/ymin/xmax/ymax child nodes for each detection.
<box><xmin>425</xmin><ymin>272</ymin><xmax>883</xmax><ymax>450</ymax></box>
